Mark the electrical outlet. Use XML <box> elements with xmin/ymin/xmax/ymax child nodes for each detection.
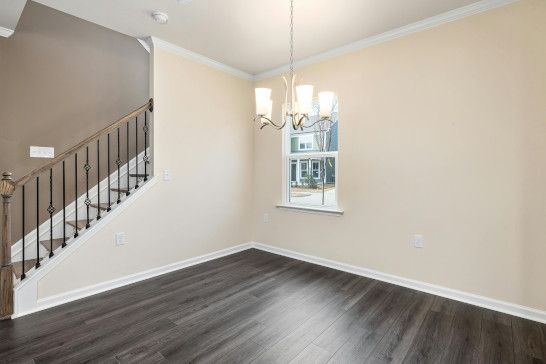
<box><xmin>115</xmin><ymin>232</ymin><xmax>126</xmax><ymax>246</ymax></box>
<box><xmin>413</xmin><ymin>234</ymin><xmax>424</xmax><ymax>248</ymax></box>
<box><xmin>263</xmin><ymin>213</ymin><xmax>269</xmax><ymax>223</ymax></box>
<box><xmin>163</xmin><ymin>169</ymin><xmax>172</xmax><ymax>181</ymax></box>
<box><xmin>30</xmin><ymin>146</ymin><xmax>55</xmax><ymax>158</ymax></box>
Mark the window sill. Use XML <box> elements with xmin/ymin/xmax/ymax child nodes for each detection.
<box><xmin>276</xmin><ymin>203</ymin><xmax>344</xmax><ymax>216</ymax></box>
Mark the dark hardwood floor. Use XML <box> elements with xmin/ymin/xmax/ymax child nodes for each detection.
<box><xmin>0</xmin><ymin>249</ymin><xmax>544</xmax><ymax>363</ymax></box>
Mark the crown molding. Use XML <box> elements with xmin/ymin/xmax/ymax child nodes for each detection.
<box><xmin>0</xmin><ymin>26</ymin><xmax>14</xmax><ymax>38</ymax></box>
<box><xmin>137</xmin><ymin>38</ymin><xmax>151</xmax><ymax>53</ymax></box>
<box><xmin>147</xmin><ymin>0</ymin><xmax>517</xmax><ymax>81</ymax></box>
<box><xmin>149</xmin><ymin>36</ymin><xmax>254</xmax><ymax>81</ymax></box>
<box><xmin>253</xmin><ymin>0</ymin><xmax>519</xmax><ymax>81</ymax></box>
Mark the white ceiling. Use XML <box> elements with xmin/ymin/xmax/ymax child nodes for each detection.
<box><xmin>33</xmin><ymin>0</ymin><xmax>493</xmax><ymax>75</ymax></box>
<box><xmin>0</xmin><ymin>0</ymin><xmax>27</xmax><ymax>34</ymax></box>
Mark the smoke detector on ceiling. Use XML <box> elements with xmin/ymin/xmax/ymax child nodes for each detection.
<box><xmin>151</xmin><ymin>11</ymin><xmax>169</xmax><ymax>24</ymax></box>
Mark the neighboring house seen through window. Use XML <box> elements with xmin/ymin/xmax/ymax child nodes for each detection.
<box><xmin>283</xmin><ymin>98</ymin><xmax>339</xmax><ymax>210</ymax></box>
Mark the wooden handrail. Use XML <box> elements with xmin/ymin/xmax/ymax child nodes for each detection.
<box><xmin>0</xmin><ymin>98</ymin><xmax>153</xmax><ymax>319</ymax></box>
<box><xmin>14</xmin><ymin>98</ymin><xmax>153</xmax><ymax>187</ymax></box>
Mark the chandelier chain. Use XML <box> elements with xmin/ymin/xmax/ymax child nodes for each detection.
<box><xmin>289</xmin><ymin>0</ymin><xmax>294</xmax><ymax>80</ymax></box>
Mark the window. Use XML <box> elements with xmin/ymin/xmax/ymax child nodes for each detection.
<box><xmin>290</xmin><ymin>161</ymin><xmax>297</xmax><ymax>183</ymax></box>
<box><xmin>312</xmin><ymin>160</ymin><xmax>320</xmax><ymax>179</ymax></box>
<box><xmin>298</xmin><ymin>134</ymin><xmax>314</xmax><ymax>151</ymax></box>
<box><xmin>282</xmin><ymin>98</ymin><xmax>340</xmax><ymax>211</ymax></box>
<box><xmin>300</xmin><ymin>160</ymin><xmax>308</xmax><ymax>178</ymax></box>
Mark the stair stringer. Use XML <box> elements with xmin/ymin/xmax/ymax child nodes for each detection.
<box><xmin>13</xmin><ymin>177</ymin><xmax>159</xmax><ymax>317</ymax></box>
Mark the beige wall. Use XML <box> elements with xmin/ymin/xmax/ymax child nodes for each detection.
<box><xmin>37</xmin><ymin>46</ymin><xmax>254</xmax><ymax>298</ymax></box>
<box><xmin>26</xmin><ymin>0</ymin><xmax>546</xmax><ymax>313</ymax></box>
<box><xmin>253</xmin><ymin>0</ymin><xmax>546</xmax><ymax>311</ymax></box>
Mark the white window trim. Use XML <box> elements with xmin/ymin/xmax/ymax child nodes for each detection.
<box><xmin>298</xmin><ymin>134</ymin><xmax>315</xmax><ymax>151</ymax></box>
<box><xmin>280</xmin><ymin>127</ymin><xmax>342</xmax><ymax>215</ymax></box>
<box><xmin>300</xmin><ymin>160</ymin><xmax>309</xmax><ymax>179</ymax></box>
<box><xmin>312</xmin><ymin>160</ymin><xmax>320</xmax><ymax>178</ymax></box>
<box><xmin>276</xmin><ymin>203</ymin><xmax>344</xmax><ymax>216</ymax></box>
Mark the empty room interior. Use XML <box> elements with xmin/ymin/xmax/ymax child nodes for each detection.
<box><xmin>1</xmin><ymin>0</ymin><xmax>545</xmax><ymax>362</ymax></box>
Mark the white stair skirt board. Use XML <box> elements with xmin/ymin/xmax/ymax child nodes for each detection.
<box><xmin>251</xmin><ymin>242</ymin><xmax>546</xmax><ymax>325</ymax></box>
<box><xmin>14</xmin><ymin>240</ymin><xmax>546</xmax><ymax>324</ymax></box>
<box><xmin>11</xmin><ymin>148</ymin><xmax>151</xmax><ymax>262</ymax></box>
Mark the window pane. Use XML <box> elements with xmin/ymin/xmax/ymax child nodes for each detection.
<box><xmin>289</xmin><ymin>157</ymin><xmax>336</xmax><ymax>207</ymax></box>
<box><xmin>290</xmin><ymin>161</ymin><xmax>297</xmax><ymax>182</ymax></box>
<box><xmin>289</xmin><ymin>98</ymin><xmax>338</xmax><ymax>154</ymax></box>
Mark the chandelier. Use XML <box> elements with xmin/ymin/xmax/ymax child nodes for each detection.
<box><xmin>254</xmin><ymin>0</ymin><xmax>335</xmax><ymax>130</ymax></box>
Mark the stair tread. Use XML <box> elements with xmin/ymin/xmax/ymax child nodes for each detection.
<box><xmin>13</xmin><ymin>259</ymin><xmax>40</xmax><ymax>279</ymax></box>
<box><xmin>129</xmin><ymin>173</ymin><xmax>148</xmax><ymax>177</ymax></box>
<box><xmin>111</xmin><ymin>187</ymin><xmax>130</xmax><ymax>193</ymax></box>
<box><xmin>40</xmin><ymin>238</ymin><xmax>66</xmax><ymax>251</ymax></box>
<box><xmin>90</xmin><ymin>203</ymin><xmax>110</xmax><ymax>210</ymax></box>
<box><xmin>66</xmin><ymin>220</ymin><xmax>87</xmax><ymax>230</ymax></box>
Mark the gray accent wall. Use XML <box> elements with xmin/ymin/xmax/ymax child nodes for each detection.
<box><xmin>0</xmin><ymin>1</ymin><xmax>149</xmax><ymax>178</ymax></box>
<box><xmin>0</xmin><ymin>1</ymin><xmax>149</xmax><ymax>241</ymax></box>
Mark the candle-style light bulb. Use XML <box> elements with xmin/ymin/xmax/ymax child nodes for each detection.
<box><xmin>296</xmin><ymin>85</ymin><xmax>314</xmax><ymax>115</ymax></box>
<box><xmin>255</xmin><ymin>88</ymin><xmax>272</xmax><ymax>116</ymax></box>
<box><xmin>319</xmin><ymin>91</ymin><xmax>334</xmax><ymax>118</ymax></box>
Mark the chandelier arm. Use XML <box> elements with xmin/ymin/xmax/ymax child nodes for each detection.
<box><xmin>294</xmin><ymin>114</ymin><xmax>309</xmax><ymax>130</ymax></box>
<box><xmin>256</xmin><ymin>115</ymin><xmax>286</xmax><ymax>130</ymax></box>
<box><xmin>305</xmin><ymin>117</ymin><xmax>333</xmax><ymax>129</ymax></box>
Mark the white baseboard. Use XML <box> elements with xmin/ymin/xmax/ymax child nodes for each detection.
<box><xmin>13</xmin><ymin>242</ymin><xmax>253</xmax><ymax>318</ymax></box>
<box><xmin>251</xmin><ymin>242</ymin><xmax>546</xmax><ymax>324</ymax></box>
<box><xmin>13</xmin><ymin>240</ymin><xmax>546</xmax><ymax>324</ymax></box>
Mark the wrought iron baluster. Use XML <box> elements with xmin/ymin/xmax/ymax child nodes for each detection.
<box><xmin>62</xmin><ymin>161</ymin><xmax>66</xmax><ymax>247</ymax></box>
<box><xmin>117</xmin><ymin>128</ymin><xmax>121</xmax><ymax>204</ymax></box>
<box><xmin>126</xmin><ymin>121</ymin><xmax>130</xmax><ymax>196</ymax></box>
<box><xmin>135</xmin><ymin>116</ymin><xmax>139</xmax><ymax>189</ymax></box>
<box><xmin>85</xmin><ymin>146</ymin><xmax>91</xmax><ymax>228</ymax></box>
<box><xmin>74</xmin><ymin>153</ymin><xmax>78</xmax><ymax>238</ymax></box>
<box><xmin>48</xmin><ymin>168</ymin><xmax>55</xmax><ymax>257</ymax></box>
<box><xmin>21</xmin><ymin>185</ymin><xmax>26</xmax><ymax>279</ymax></box>
<box><xmin>107</xmin><ymin>133</ymin><xmax>111</xmax><ymax>211</ymax></box>
<box><xmin>96</xmin><ymin>139</ymin><xmax>101</xmax><ymax>220</ymax></box>
<box><xmin>144</xmin><ymin>111</ymin><xmax>149</xmax><ymax>181</ymax></box>
<box><xmin>35</xmin><ymin>176</ymin><xmax>40</xmax><ymax>269</ymax></box>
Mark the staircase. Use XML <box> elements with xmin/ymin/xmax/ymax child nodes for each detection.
<box><xmin>0</xmin><ymin>99</ymin><xmax>154</xmax><ymax>319</ymax></box>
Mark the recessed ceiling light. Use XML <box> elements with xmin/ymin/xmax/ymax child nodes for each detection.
<box><xmin>151</xmin><ymin>11</ymin><xmax>168</xmax><ymax>25</ymax></box>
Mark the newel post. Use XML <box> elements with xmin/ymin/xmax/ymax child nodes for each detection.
<box><xmin>0</xmin><ymin>172</ymin><xmax>15</xmax><ymax>319</ymax></box>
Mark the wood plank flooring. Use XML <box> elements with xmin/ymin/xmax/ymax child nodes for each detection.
<box><xmin>0</xmin><ymin>249</ymin><xmax>544</xmax><ymax>363</ymax></box>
